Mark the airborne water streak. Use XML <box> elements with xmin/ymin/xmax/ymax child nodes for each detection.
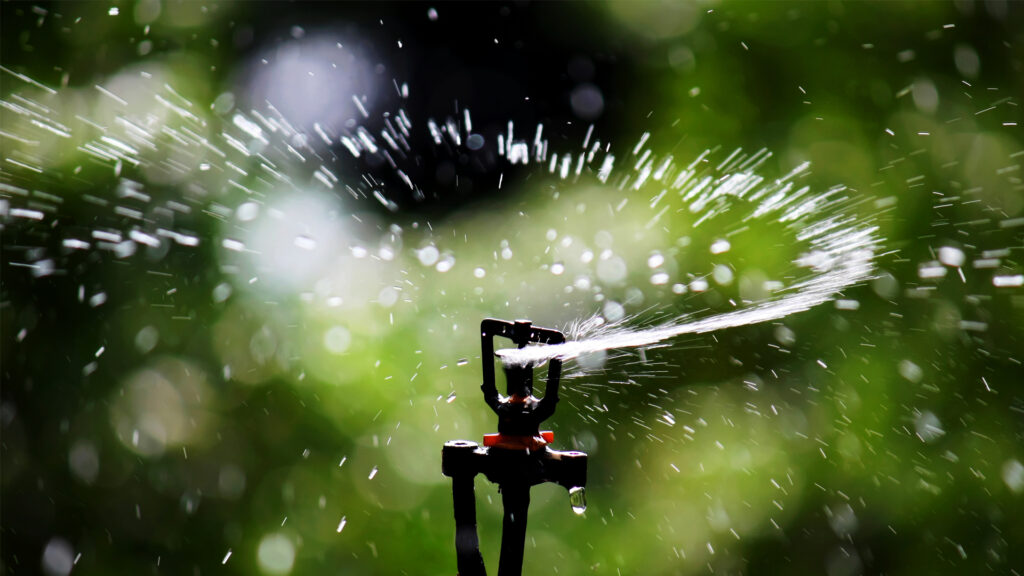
<box><xmin>498</xmin><ymin>159</ymin><xmax>881</xmax><ymax>367</ymax></box>
<box><xmin>0</xmin><ymin>59</ymin><xmax>882</xmax><ymax>371</ymax></box>
<box><xmin>497</xmin><ymin>254</ymin><xmax>874</xmax><ymax>366</ymax></box>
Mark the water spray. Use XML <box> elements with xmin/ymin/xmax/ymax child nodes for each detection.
<box><xmin>442</xmin><ymin>319</ymin><xmax>588</xmax><ymax>576</ymax></box>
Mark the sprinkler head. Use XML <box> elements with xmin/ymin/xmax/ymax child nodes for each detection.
<box><xmin>441</xmin><ymin>318</ymin><xmax>588</xmax><ymax>576</ymax></box>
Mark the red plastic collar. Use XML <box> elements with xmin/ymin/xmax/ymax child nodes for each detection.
<box><xmin>483</xmin><ymin>431</ymin><xmax>554</xmax><ymax>448</ymax></box>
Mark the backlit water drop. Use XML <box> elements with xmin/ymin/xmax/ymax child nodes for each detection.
<box><xmin>569</xmin><ymin>486</ymin><xmax>587</xmax><ymax>515</ymax></box>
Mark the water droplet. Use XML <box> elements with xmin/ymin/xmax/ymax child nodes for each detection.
<box><xmin>212</xmin><ymin>282</ymin><xmax>232</xmax><ymax>303</ymax></box>
<box><xmin>222</xmin><ymin>549</ymin><xmax>232</xmax><ymax>565</ymax></box>
<box><xmin>914</xmin><ymin>411</ymin><xmax>945</xmax><ymax>443</ymax></box>
<box><xmin>368</xmin><ymin>466</ymin><xmax>378</xmax><ymax>480</ymax></box>
<box><xmin>42</xmin><ymin>538</ymin><xmax>74</xmax><ymax>576</ymax></box>
<box><xmin>446</xmin><ymin>391</ymin><xmax>457</xmax><ymax>404</ymax></box>
<box><xmin>710</xmin><ymin>239</ymin><xmax>731</xmax><ymax>254</ymax></box>
<box><xmin>135</xmin><ymin>326</ymin><xmax>159</xmax><ymax>354</ymax></box>
<box><xmin>993</xmin><ymin>274</ymin><xmax>1023</xmax><ymax>287</ymax></box>
<box><xmin>89</xmin><ymin>292</ymin><xmax>107</xmax><ymax>308</ymax></box>
<box><xmin>324</xmin><ymin>326</ymin><xmax>351</xmax><ymax>354</ymax></box>
<box><xmin>569</xmin><ymin>486</ymin><xmax>587</xmax><ymax>515</ymax></box>
<box><xmin>650</xmin><ymin>271</ymin><xmax>670</xmax><ymax>285</ymax></box>
<box><xmin>417</xmin><ymin>245</ymin><xmax>439</xmax><ymax>266</ymax></box>
<box><xmin>918</xmin><ymin>262</ymin><xmax>946</xmax><ymax>279</ymax></box>
<box><xmin>473</xmin><ymin>267</ymin><xmax>486</xmax><ymax>278</ymax></box>
<box><xmin>647</xmin><ymin>252</ymin><xmax>665</xmax><ymax>268</ymax></box>
<box><xmin>1003</xmin><ymin>459</ymin><xmax>1024</xmax><ymax>493</ymax></box>
<box><xmin>712</xmin><ymin>264</ymin><xmax>733</xmax><ymax>285</ymax></box>
<box><xmin>257</xmin><ymin>533</ymin><xmax>295</xmax><ymax>575</ymax></box>
<box><xmin>293</xmin><ymin>235</ymin><xmax>317</xmax><ymax>251</ymax></box>
<box><xmin>68</xmin><ymin>440</ymin><xmax>99</xmax><ymax>485</ymax></box>
<box><xmin>938</xmin><ymin>246</ymin><xmax>964</xmax><ymax>267</ymax></box>
<box><xmin>551</xmin><ymin>262</ymin><xmax>565</xmax><ymax>275</ymax></box>
<box><xmin>603</xmin><ymin>300</ymin><xmax>625</xmax><ymax>322</ymax></box>
<box><xmin>436</xmin><ymin>253</ymin><xmax>455</xmax><ymax>272</ymax></box>
<box><xmin>236</xmin><ymin>201</ymin><xmax>259</xmax><ymax>222</ymax></box>
<box><xmin>336</xmin><ymin>516</ymin><xmax>348</xmax><ymax>533</ymax></box>
<box><xmin>596</xmin><ymin>256</ymin><xmax>627</xmax><ymax>284</ymax></box>
<box><xmin>456</xmin><ymin>358</ymin><xmax>469</xmax><ymax>367</ymax></box>
<box><xmin>378</xmin><ymin>286</ymin><xmax>399</xmax><ymax>308</ymax></box>
<box><xmin>898</xmin><ymin>359</ymin><xmax>923</xmax><ymax>382</ymax></box>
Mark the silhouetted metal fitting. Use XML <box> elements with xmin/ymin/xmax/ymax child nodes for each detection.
<box><xmin>442</xmin><ymin>440</ymin><xmax>480</xmax><ymax>477</ymax></box>
<box><xmin>513</xmin><ymin>319</ymin><xmax>532</xmax><ymax>347</ymax></box>
<box><xmin>550</xmin><ymin>450</ymin><xmax>588</xmax><ymax>489</ymax></box>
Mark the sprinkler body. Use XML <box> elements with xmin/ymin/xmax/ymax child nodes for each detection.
<box><xmin>442</xmin><ymin>319</ymin><xmax>588</xmax><ymax>576</ymax></box>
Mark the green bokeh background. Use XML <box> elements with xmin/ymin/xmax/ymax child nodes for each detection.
<box><xmin>2</xmin><ymin>2</ymin><xmax>1023</xmax><ymax>575</ymax></box>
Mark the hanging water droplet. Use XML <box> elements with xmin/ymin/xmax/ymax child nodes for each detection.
<box><xmin>568</xmin><ymin>486</ymin><xmax>587</xmax><ymax>515</ymax></box>
<box><xmin>446</xmin><ymin>391</ymin><xmax>457</xmax><ymax>404</ymax></box>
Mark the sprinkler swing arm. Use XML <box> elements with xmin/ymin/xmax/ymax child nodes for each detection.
<box><xmin>442</xmin><ymin>319</ymin><xmax>588</xmax><ymax>576</ymax></box>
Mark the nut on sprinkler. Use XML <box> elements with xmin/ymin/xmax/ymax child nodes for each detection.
<box><xmin>442</xmin><ymin>318</ymin><xmax>588</xmax><ymax>576</ymax></box>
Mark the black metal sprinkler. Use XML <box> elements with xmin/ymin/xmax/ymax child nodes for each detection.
<box><xmin>442</xmin><ymin>319</ymin><xmax>588</xmax><ymax>576</ymax></box>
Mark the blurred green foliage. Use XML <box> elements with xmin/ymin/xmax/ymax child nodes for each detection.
<box><xmin>2</xmin><ymin>2</ymin><xmax>1023</xmax><ymax>575</ymax></box>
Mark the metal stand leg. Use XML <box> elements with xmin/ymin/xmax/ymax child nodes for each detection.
<box><xmin>497</xmin><ymin>484</ymin><xmax>531</xmax><ymax>576</ymax></box>
<box><xmin>452</xmin><ymin>474</ymin><xmax>486</xmax><ymax>576</ymax></box>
